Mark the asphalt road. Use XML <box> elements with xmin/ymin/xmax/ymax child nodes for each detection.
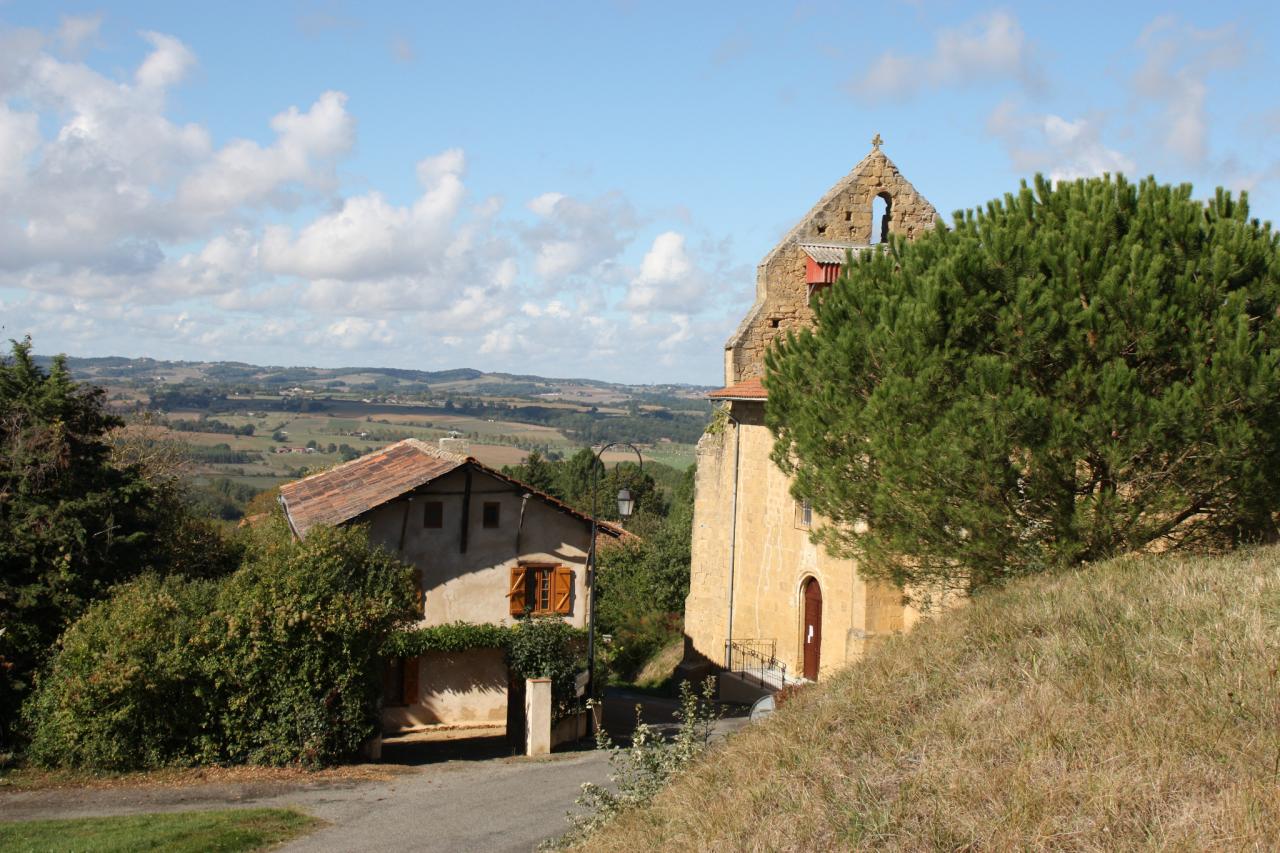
<box><xmin>1</xmin><ymin>694</ymin><xmax>748</xmax><ymax>852</ymax></box>
<box><xmin>277</xmin><ymin>746</ymin><xmax>611</xmax><ymax>853</ymax></box>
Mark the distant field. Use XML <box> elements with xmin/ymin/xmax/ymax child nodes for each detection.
<box><xmin>143</xmin><ymin>405</ymin><xmax>697</xmax><ymax>491</ymax></box>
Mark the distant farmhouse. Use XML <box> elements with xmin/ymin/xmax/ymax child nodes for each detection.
<box><xmin>278</xmin><ymin>438</ymin><xmax>625</xmax><ymax>733</ymax></box>
<box><xmin>683</xmin><ymin>139</ymin><xmax>941</xmax><ymax>689</ymax></box>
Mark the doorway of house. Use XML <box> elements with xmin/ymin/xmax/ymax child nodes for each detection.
<box><xmin>802</xmin><ymin>577</ymin><xmax>822</xmax><ymax>680</ymax></box>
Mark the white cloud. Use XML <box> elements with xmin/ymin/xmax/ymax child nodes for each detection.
<box><xmin>521</xmin><ymin>191</ymin><xmax>637</xmax><ymax>283</ymax></box>
<box><xmin>0</xmin><ymin>103</ymin><xmax>39</xmax><ymax>190</ymax></box>
<box><xmin>259</xmin><ymin>148</ymin><xmax>466</xmax><ymax>281</ymax></box>
<box><xmin>57</xmin><ymin>14</ymin><xmax>102</xmax><ymax>56</ymax></box>
<box><xmin>135</xmin><ymin>31</ymin><xmax>196</xmax><ymax>92</ymax></box>
<box><xmin>178</xmin><ymin>90</ymin><xmax>355</xmax><ymax>216</ymax></box>
<box><xmin>1132</xmin><ymin>16</ymin><xmax>1242</xmax><ymax>168</ymax></box>
<box><xmin>0</xmin><ymin>21</ymin><xmax>740</xmax><ymax>384</ymax></box>
<box><xmin>623</xmin><ymin>231</ymin><xmax>699</xmax><ymax>311</ymax></box>
<box><xmin>987</xmin><ymin>100</ymin><xmax>1134</xmax><ymax>182</ymax></box>
<box><xmin>852</xmin><ymin>11</ymin><xmax>1038</xmax><ymax>101</ymax></box>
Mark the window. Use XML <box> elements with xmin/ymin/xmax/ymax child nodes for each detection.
<box><xmin>871</xmin><ymin>192</ymin><xmax>892</xmax><ymax>244</ymax></box>
<box><xmin>423</xmin><ymin>501</ymin><xmax>444</xmax><ymax>528</ymax></box>
<box><xmin>382</xmin><ymin>657</ymin><xmax>418</xmax><ymax>707</ymax></box>
<box><xmin>795</xmin><ymin>499</ymin><xmax>813</xmax><ymax>529</ymax></box>
<box><xmin>482</xmin><ymin>501</ymin><xmax>501</xmax><ymax>528</ymax></box>
<box><xmin>508</xmin><ymin>564</ymin><xmax>573</xmax><ymax>616</ymax></box>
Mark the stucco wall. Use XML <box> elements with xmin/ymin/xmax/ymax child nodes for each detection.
<box><xmin>360</xmin><ymin>467</ymin><xmax>591</xmax><ymax>629</ymax></box>
<box><xmin>382</xmin><ymin>648</ymin><xmax>508</xmax><ymax>731</ymax></box>
<box><xmin>358</xmin><ymin>465</ymin><xmax>594</xmax><ymax>731</ymax></box>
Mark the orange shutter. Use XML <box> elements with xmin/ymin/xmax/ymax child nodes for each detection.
<box><xmin>402</xmin><ymin>657</ymin><xmax>419</xmax><ymax>706</ymax></box>
<box><xmin>553</xmin><ymin>566</ymin><xmax>573</xmax><ymax>615</ymax></box>
<box><xmin>509</xmin><ymin>564</ymin><xmax>528</xmax><ymax>616</ymax></box>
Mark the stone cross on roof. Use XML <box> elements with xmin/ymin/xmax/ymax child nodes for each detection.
<box><xmin>871</xmin><ymin>132</ymin><xmax>883</xmax><ymax>150</ymax></box>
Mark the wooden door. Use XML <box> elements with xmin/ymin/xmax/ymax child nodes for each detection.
<box><xmin>803</xmin><ymin>578</ymin><xmax>822</xmax><ymax>680</ymax></box>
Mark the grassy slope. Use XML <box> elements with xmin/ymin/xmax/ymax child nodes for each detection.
<box><xmin>0</xmin><ymin>808</ymin><xmax>318</xmax><ymax>853</ymax></box>
<box><xmin>584</xmin><ymin>547</ymin><xmax>1280</xmax><ymax>851</ymax></box>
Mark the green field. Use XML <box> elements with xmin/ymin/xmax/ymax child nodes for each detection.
<box><xmin>0</xmin><ymin>808</ymin><xmax>318</xmax><ymax>853</ymax></box>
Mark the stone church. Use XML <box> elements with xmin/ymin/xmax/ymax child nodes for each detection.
<box><xmin>682</xmin><ymin>139</ymin><xmax>941</xmax><ymax>687</ymax></box>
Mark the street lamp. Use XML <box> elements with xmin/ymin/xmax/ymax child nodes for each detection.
<box><xmin>616</xmin><ymin>488</ymin><xmax>635</xmax><ymax>519</ymax></box>
<box><xmin>586</xmin><ymin>442</ymin><xmax>644</xmax><ymax>722</ymax></box>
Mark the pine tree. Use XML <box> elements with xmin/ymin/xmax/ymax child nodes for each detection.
<box><xmin>766</xmin><ymin>175</ymin><xmax>1280</xmax><ymax>596</ymax></box>
<box><xmin>0</xmin><ymin>339</ymin><xmax>234</xmax><ymax>746</ymax></box>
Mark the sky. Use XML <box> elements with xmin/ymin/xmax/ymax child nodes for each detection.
<box><xmin>0</xmin><ymin>1</ymin><xmax>1277</xmax><ymax>385</ymax></box>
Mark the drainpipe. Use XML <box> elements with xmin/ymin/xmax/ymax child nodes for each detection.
<box><xmin>724</xmin><ymin>405</ymin><xmax>742</xmax><ymax>670</ymax></box>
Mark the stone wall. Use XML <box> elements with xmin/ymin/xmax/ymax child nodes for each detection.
<box><xmin>726</xmin><ymin>148</ymin><xmax>940</xmax><ymax>385</ymax></box>
<box><xmin>684</xmin><ymin>401</ymin><xmax>916</xmax><ymax>681</ymax></box>
<box><xmin>688</xmin><ymin>145</ymin><xmax>939</xmax><ymax>684</ymax></box>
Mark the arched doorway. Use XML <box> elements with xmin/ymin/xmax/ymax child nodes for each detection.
<box><xmin>802</xmin><ymin>577</ymin><xmax>822</xmax><ymax>680</ymax></box>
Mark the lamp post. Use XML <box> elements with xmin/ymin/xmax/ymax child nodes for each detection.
<box><xmin>585</xmin><ymin>441</ymin><xmax>644</xmax><ymax>719</ymax></box>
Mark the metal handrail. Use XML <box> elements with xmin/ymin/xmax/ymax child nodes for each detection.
<box><xmin>725</xmin><ymin>638</ymin><xmax>787</xmax><ymax>690</ymax></box>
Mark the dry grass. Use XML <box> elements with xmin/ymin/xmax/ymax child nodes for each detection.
<box><xmin>0</xmin><ymin>762</ymin><xmax>399</xmax><ymax>793</ymax></box>
<box><xmin>581</xmin><ymin>547</ymin><xmax>1280</xmax><ymax>851</ymax></box>
<box><xmin>634</xmin><ymin>637</ymin><xmax>686</xmax><ymax>689</ymax></box>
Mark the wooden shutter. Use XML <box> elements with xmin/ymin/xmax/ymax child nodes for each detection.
<box><xmin>509</xmin><ymin>564</ymin><xmax>528</xmax><ymax>616</ymax></box>
<box><xmin>553</xmin><ymin>566</ymin><xmax>573</xmax><ymax>615</ymax></box>
<box><xmin>414</xmin><ymin>570</ymin><xmax>425</xmax><ymax>617</ymax></box>
<box><xmin>401</xmin><ymin>657</ymin><xmax>419</xmax><ymax>706</ymax></box>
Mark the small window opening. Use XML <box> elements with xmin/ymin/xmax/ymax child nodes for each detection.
<box><xmin>816</xmin><ymin>224</ymin><xmax>827</xmax><ymax>236</ymax></box>
<box><xmin>382</xmin><ymin>658</ymin><xmax>406</xmax><ymax>706</ymax></box>
<box><xmin>423</xmin><ymin>501</ymin><xmax>444</xmax><ymax>528</ymax></box>
<box><xmin>844</xmin><ymin>211</ymin><xmax>852</xmax><ymax>221</ymax></box>
<box><xmin>795</xmin><ymin>499</ymin><xmax>813</xmax><ymax>529</ymax></box>
<box><xmin>871</xmin><ymin>193</ymin><xmax>892</xmax><ymax>244</ymax></box>
<box><xmin>482</xmin><ymin>501</ymin><xmax>501</xmax><ymax>528</ymax></box>
<box><xmin>769</xmin><ymin>317</ymin><xmax>781</xmax><ymax>328</ymax></box>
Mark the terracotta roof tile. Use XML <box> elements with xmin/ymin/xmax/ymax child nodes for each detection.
<box><xmin>279</xmin><ymin>439</ymin><xmax>464</xmax><ymax>537</ymax></box>
<box><xmin>277</xmin><ymin>437</ymin><xmax>631</xmax><ymax>541</ymax></box>
<box><xmin>708</xmin><ymin>376</ymin><xmax>768</xmax><ymax>400</ymax></box>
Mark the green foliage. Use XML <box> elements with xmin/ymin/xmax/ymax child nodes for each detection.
<box><xmin>0</xmin><ymin>339</ymin><xmax>236</xmax><ymax>747</ymax></box>
<box><xmin>544</xmin><ymin>678</ymin><xmax>721</xmax><ymax>849</ymax></box>
<box><xmin>23</xmin><ymin>575</ymin><xmax>218</xmax><ymax>770</ymax></box>
<box><xmin>767</xmin><ymin>175</ymin><xmax>1280</xmax><ymax>595</ymax></box>
<box><xmin>383</xmin><ymin>621</ymin><xmax>514</xmax><ymax>656</ymax></box>
<box><xmin>506</xmin><ymin>616</ymin><xmax>586</xmax><ymax>714</ymax></box>
<box><xmin>595</xmin><ymin>466</ymin><xmax>694</xmax><ymax>681</ymax></box>
<box><xmin>204</xmin><ymin>520</ymin><xmax>418</xmax><ymax>766</ymax></box>
<box><xmin>22</xmin><ymin>520</ymin><xmax>417</xmax><ymax>770</ymax></box>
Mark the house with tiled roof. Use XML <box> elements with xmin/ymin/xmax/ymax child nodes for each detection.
<box><xmin>278</xmin><ymin>438</ymin><xmax>625</xmax><ymax>733</ymax></box>
<box><xmin>683</xmin><ymin>140</ymin><xmax>941</xmax><ymax>693</ymax></box>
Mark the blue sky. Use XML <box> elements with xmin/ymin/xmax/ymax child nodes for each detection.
<box><xmin>1</xmin><ymin>1</ymin><xmax>1277</xmax><ymax>384</ymax></box>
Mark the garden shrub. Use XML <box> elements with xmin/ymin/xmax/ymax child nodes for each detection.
<box><xmin>23</xmin><ymin>574</ymin><xmax>218</xmax><ymax>770</ymax></box>
<box><xmin>506</xmin><ymin>616</ymin><xmax>586</xmax><ymax>718</ymax></box>
<box><xmin>22</xmin><ymin>518</ymin><xmax>417</xmax><ymax>770</ymax></box>
<box><xmin>204</xmin><ymin>518</ymin><xmax>418</xmax><ymax>766</ymax></box>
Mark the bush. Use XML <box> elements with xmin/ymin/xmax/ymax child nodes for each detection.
<box><xmin>204</xmin><ymin>519</ymin><xmax>418</xmax><ymax>766</ymax></box>
<box><xmin>23</xmin><ymin>575</ymin><xmax>218</xmax><ymax>770</ymax></box>
<box><xmin>22</xmin><ymin>519</ymin><xmax>417</xmax><ymax>770</ymax></box>
<box><xmin>506</xmin><ymin>617</ymin><xmax>586</xmax><ymax>718</ymax></box>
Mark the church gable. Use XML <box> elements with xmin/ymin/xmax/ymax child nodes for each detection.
<box><xmin>724</xmin><ymin>137</ymin><xmax>939</xmax><ymax>386</ymax></box>
<box><xmin>762</xmin><ymin>137</ymin><xmax>940</xmax><ymax>270</ymax></box>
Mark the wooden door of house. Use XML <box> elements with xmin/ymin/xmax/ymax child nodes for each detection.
<box><xmin>803</xmin><ymin>578</ymin><xmax>822</xmax><ymax>680</ymax></box>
